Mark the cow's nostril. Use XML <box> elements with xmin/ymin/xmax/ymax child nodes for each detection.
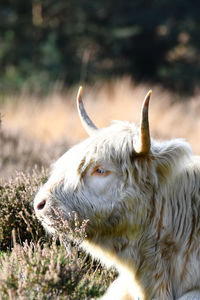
<box><xmin>37</xmin><ymin>199</ymin><xmax>47</xmax><ymax>210</ymax></box>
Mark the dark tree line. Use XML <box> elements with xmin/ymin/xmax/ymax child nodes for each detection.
<box><xmin>1</xmin><ymin>0</ymin><xmax>200</xmax><ymax>94</ymax></box>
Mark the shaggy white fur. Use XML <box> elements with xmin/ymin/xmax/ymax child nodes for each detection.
<box><xmin>34</xmin><ymin>116</ymin><xmax>200</xmax><ymax>300</ymax></box>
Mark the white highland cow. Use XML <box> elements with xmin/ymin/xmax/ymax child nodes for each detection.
<box><xmin>34</xmin><ymin>87</ymin><xmax>200</xmax><ymax>300</ymax></box>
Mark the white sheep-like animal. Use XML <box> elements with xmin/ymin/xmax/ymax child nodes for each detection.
<box><xmin>34</xmin><ymin>87</ymin><xmax>200</xmax><ymax>300</ymax></box>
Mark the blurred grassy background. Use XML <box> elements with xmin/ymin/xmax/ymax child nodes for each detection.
<box><xmin>1</xmin><ymin>78</ymin><xmax>200</xmax><ymax>180</ymax></box>
<box><xmin>2</xmin><ymin>78</ymin><xmax>200</xmax><ymax>159</ymax></box>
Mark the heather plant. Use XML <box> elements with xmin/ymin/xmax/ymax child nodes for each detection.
<box><xmin>0</xmin><ymin>218</ymin><xmax>116</xmax><ymax>299</ymax></box>
<box><xmin>0</xmin><ymin>168</ymin><xmax>48</xmax><ymax>250</ymax></box>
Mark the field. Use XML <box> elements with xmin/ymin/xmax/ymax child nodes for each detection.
<box><xmin>1</xmin><ymin>78</ymin><xmax>200</xmax><ymax>299</ymax></box>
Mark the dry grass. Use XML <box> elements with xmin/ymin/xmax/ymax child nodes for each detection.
<box><xmin>1</xmin><ymin>77</ymin><xmax>200</xmax><ymax>155</ymax></box>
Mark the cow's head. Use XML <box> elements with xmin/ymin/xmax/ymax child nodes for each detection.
<box><xmin>33</xmin><ymin>88</ymin><xmax>161</xmax><ymax>238</ymax></box>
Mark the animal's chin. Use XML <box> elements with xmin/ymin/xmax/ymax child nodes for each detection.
<box><xmin>35</xmin><ymin>212</ymin><xmax>59</xmax><ymax>235</ymax></box>
<box><xmin>42</xmin><ymin>221</ymin><xmax>57</xmax><ymax>234</ymax></box>
<box><xmin>38</xmin><ymin>211</ymin><xmax>73</xmax><ymax>236</ymax></box>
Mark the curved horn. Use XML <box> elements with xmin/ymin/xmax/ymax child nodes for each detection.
<box><xmin>77</xmin><ymin>86</ymin><xmax>98</xmax><ymax>136</ymax></box>
<box><xmin>137</xmin><ymin>90</ymin><xmax>152</xmax><ymax>155</ymax></box>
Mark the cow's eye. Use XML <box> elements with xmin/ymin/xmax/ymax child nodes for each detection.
<box><xmin>96</xmin><ymin>168</ymin><xmax>106</xmax><ymax>174</ymax></box>
<box><xmin>91</xmin><ymin>166</ymin><xmax>110</xmax><ymax>177</ymax></box>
